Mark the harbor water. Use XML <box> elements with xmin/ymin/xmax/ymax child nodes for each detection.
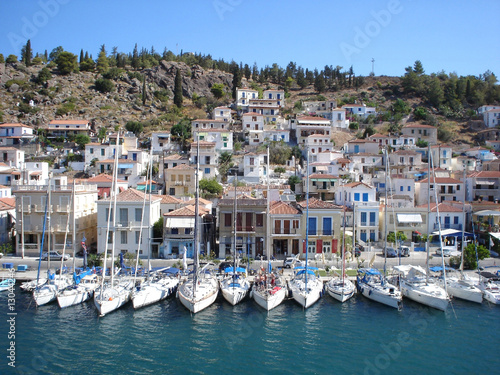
<box><xmin>1</xmin><ymin>285</ymin><xmax>498</xmax><ymax>375</ymax></box>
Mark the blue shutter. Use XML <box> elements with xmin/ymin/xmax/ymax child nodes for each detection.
<box><xmin>308</xmin><ymin>217</ymin><xmax>317</xmax><ymax>235</ymax></box>
<box><xmin>369</xmin><ymin>212</ymin><xmax>376</xmax><ymax>226</ymax></box>
<box><xmin>360</xmin><ymin>212</ymin><xmax>367</xmax><ymax>226</ymax></box>
<box><xmin>323</xmin><ymin>217</ymin><xmax>332</xmax><ymax>235</ymax></box>
<box><xmin>354</xmin><ymin>193</ymin><xmax>360</xmax><ymax>201</ymax></box>
<box><xmin>363</xmin><ymin>193</ymin><xmax>368</xmax><ymax>202</ymax></box>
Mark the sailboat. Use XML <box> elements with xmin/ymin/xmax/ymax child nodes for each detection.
<box><xmin>357</xmin><ymin>149</ymin><xmax>402</xmax><ymax>310</ymax></box>
<box><xmin>132</xmin><ymin>152</ymin><xmax>179</xmax><ymax>309</ymax></box>
<box><xmin>430</xmin><ymin>266</ymin><xmax>482</xmax><ymax>304</ymax></box>
<box><xmin>326</xmin><ymin>206</ymin><xmax>355</xmax><ymax>303</ymax></box>
<box><xmin>477</xmin><ymin>271</ymin><xmax>500</xmax><ymax>304</ymax></box>
<box><xmin>94</xmin><ymin>131</ymin><xmax>133</xmax><ymax>316</ymax></box>
<box><xmin>178</xmin><ymin>133</ymin><xmax>219</xmax><ymax>313</ymax></box>
<box><xmin>252</xmin><ymin>147</ymin><xmax>286</xmax><ymax>311</ymax></box>
<box><xmin>289</xmin><ymin>147</ymin><xmax>323</xmax><ymax>308</ymax></box>
<box><xmin>220</xmin><ymin>175</ymin><xmax>250</xmax><ymax>306</ymax></box>
<box><xmin>34</xmin><ymin>176</ymin><xmax>71</xmax><ymax>306</ymax></box>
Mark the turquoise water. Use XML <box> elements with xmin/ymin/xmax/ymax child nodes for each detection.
<box><xmin>1</xmin><ymin>286</ymin><xmax>498</xmax><ymax>375</ymax></box>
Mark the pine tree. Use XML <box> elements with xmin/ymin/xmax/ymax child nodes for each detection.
<box><xmin>96</xmin><ymin>50</ymin><xmax>109</xmax><ymax>74</ymax></box>
<box><xmin>174</xmin><ymin>68</ymin><xmax>183</xmax><ymax>108</ymax></box>
<box><xmin>131</xmin><ymin>43</ymin><xmax>140</xmax><ymax>70</ymax></box>
<box><xmin>314</xmin><ymin>72</ymin><xmax>326</xmax><ymax>93</ymax></box>
<box><xmin>230</xmin><ymin>62</ymin><xmax>241</xmax><ymax>100</ymax></box>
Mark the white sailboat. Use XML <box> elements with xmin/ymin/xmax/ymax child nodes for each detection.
<box><xmin>94</xmin><ymin>131</ymin><xmax>133</xmax><ymax>316</ymax></box>
<box><xmin>357</xmin><ymin>267</ymin><xmax>403</xmax><ymax>309</ymax></box>
<box><xmin>290</xmin><ymin>147</ymin><xmax>323</xmax><ymax>308</ymax></box>
<box><xmin>178</xmin><ymin>133</ymin><xmax>219</xmax><ymax>313</ymax></box>
<box><xmin>394</xmin><ymin>265</ymin><xmax>449</xmax><ymax>311</ymax></box>
<box><xmin>220</xmin><ymin>175</ymin><xmax>250</xmax><ymax>306</ymax></box>
<box><xmin>477</xmin><ymin>271</ymin><xmax>500</xmax><ymax>304</ymax></box>
<box><xmin>326</xmin><ymin>207</ymin><xmax>355</xmax><ymax>303</ymax></box>
<box><xmin>58</xmin><ymin>272</ymin><xmax>99</xmax><ymax>308</ymax></box>
<box><xmin>132</xmin><ymin>149</ymin><xmax>180</xmax><ymax>309</ymax></box>
<box><xmin>430</xmin><ymin>266</ymin><xmax>482</xmax><ymax>304</ymax></box>
<box><xmin>252</xmin><ymin>146</ymin><xmax>286</xmax><ymax>311</ymax></box>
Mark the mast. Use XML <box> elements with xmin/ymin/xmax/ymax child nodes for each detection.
<box><xmin>193</xmin><ymin>132</ymin><xmax>200</xmax><ymax>295</ymax></box>
<box><xmin>59</xmin><ymin>183</ymin><xmax>74</xmax><ymax>279</ymax></box>
<box><xmin>232</xmin><ymin>172</ymin><xmax>237</xmax><ymax>285</ymax></box>
<box><xmin>426</xmin><ymin>143</ymin><xmax>431</xmax><ymax>284</ymax></box>
<box><xmin>47</xmin><ymin>174</ymin><xmax>52</xmax><ymax>272</ymax></box>
<box><xmin>147</xmin><ymin>147</ymin><xmax>153</xmax><ymax>276</ymax></box>
<box><xmin>110</xmin><ymin>131</ymin><xmax>120</xmax><ymax>286</ymax></box>
<box><xmin>72</xmin><ymin>181</ymin><xmax>76</xmax><ymax>271</ymax></box>
<box><xmin>460</xmin><ymin>167</ymin><xmax>466</xmax><ymax>272</ymax></box>
<box><xmin>266</xmin><ymin>145</ymin><xmax>271</xmax><ymax>274</ymax></box>
<box><xmin>21</xmin><ymin>197</ymin><xmax>25</xmax><ymax>259</ymax></box>
<box><xmin>341</xmin><ymin>205</ymin><xmax>347</xmax><ymax>284</ymax></box>
<box><xmin>36</xmin><ymin>187</ymin><xmax>50</xmax><ymax>288</ymax></box>
<box><xmin>383</xmin><ymin>148</ymin><xmax>388</xmax><ymax>275</ymax></box>
<box><xmin>305</xmin><ymin>147</ymin><xmax>309</xmax><ymax>288</ymax></box>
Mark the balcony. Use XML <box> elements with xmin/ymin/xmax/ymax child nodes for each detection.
<box><xmin>236</xmin><ymin>226</ymin><xmax>256</xmax><ymax>233</ymax></box>
<box><xmin>272</xmin><ymin>228</ymin><xmax>300</xmax><ymax>235</ymax></box>
<box><xmin>174</xmin><ymin>181</ymin><xmax>186</xmax><ymax>186</ymax></box>
<box><xmin>433</xmin><ymin>223</ymin><xmax>462</xmax><ymax>231</ymax></box>
<box><xmin>306</xmin><ymin>230</ymin><xmax>335</xmax><ymax>236</ymax></box>
<box><xmin>55</xmin><ymin>204</ymin><xmax>70</xmax><ymax>213</ymax></box>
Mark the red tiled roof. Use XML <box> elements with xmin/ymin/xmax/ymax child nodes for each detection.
<box><xmin>416</xmin><ymin>202</ymin><xmax>463</xmax><ymax>212</ymax></box>
<box><xmin>0</xmin><ymin>197</ymin><xmax>15</xmax><ymax>210</ymax></box>
<box><xmin>49</xmin><ymin>120</ymin><xmax>89</xmax><ymax>125</ymax></box>
<box><xmin>468</xmin><ymin>171</ymin><xmax>500</xmax><ymax>178</ymax></box>
<box><xmin>183</xmin><ymin>197</ymin><xmax>212</xmax><ymax>206</ymax></box>
<box><xmin>102</xmin><ymin>188</ymin><xmax>161</xmax><ymax>203</ymax></box>
<box><xmin>297</xmin><ymin>197</ymin><xmax>343</xmax><ymax>210</ymax></box>
<box><xmin>0</xmin><ymin>123</ymin><xmax>33</xmax><ymax>129</ymax></box>
<box><xmin>159</xmin><ymin>195</ymin><xmax>182</xmax><ymax>204</ymax></box>
<box><xmin>309</xmin><ymin>174</ymin><xmax>337</xmax><ymax>179</ymax></box>
<box><xmin>417</xmin><ymin>177</ymin><xmax>462</xmax><ymax>184</ymax></box>
<box><xmin>343</xmin><ymin>182</ymin><xmax>374</xmax><ymax>189</ymax></box>
<box><xmin>269</xmin><ymin>201</ymin><xmax>300</xmax><ymax>215</ymax></box>
<box><xmin>170</xmin><ymin>164</ymin><xmax>194</xmax><ymax>170</ymax></box>
<box><xmin>164</xmin><ymin>204</ymin><xmax>209</xmax><ymax>217</ymax></box>
<box><xmin>88</xmin><ymin>173</ymin><xmax>127</xmax><ymax>183</ymax></box>
<box><xmin>403</xmin><ymin>123</ymin><xmax>435</xmax><ymax>129</ymax></box>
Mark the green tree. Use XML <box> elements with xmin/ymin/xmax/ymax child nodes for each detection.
<box><xmin>413</xmin><ymin>107</ymin><xmax>428</xmax><ymax>121</ymax></box>
<box><xmin>74</xmin><ymin>134</ymin><xmax>91</xmax><ymax>149</ymax></box>
<box><xmin>131</xmin><ymin>43</ymin><xmax>140</xmax><ymax>70</ymax></box>
<box><xmin>6</xmin><ymin>54</ymin><xmax>18</xmax><ymax>63</ymax></box>
<box><xmin>171</xmin><ymin>118</ymin><xmax>191</xmax><ymax>151</ymax></box>
<box><xmin>153</xmin><ymin>217</ymin><xmax>164</xmax><ymax>241</ymax></box>
<box><xmin>230</xmin><ymin>62</ymin><xmax>241</xmax><ymax>99</ymax></box>
<box><xmin>416</xmin><ymin>139</ymin><xmax>428</xmax><ymax>148</ymax></box>
<box><xmin>217</xmin><ymin>151</ymin><xmax>233</xmax><ymax>183</ymax></box>
<box><xmin>79</xmin><ymin>57</ymin><xmax>95</xmax><ymax>72</ymax></box>
<box><xmin>314</xmin><ymin>72</ymin><xmax>326</xmax><ymax>93</ymax></box>
<box><xmin>96</xmin><ymin>50</ymin><xmax>109</xmax><ymax>74</ymax></box>
<box><xmin>49</xmin><ymin>46</ymin><xmax>64</xmax><ymax>61</ymax></box>
<box><xmin>363</xmin><ymin>125</ymin><xmax>375</xmax><ymax>138</ymax></box>
<box><xmin>386</xmin><ymin>231</ymin><xmax>407</xmax><ymax>244</ymax></box>
<box><xmin>21</xmin><ymin>39</ymin><xmax>32</xmax><ymax>66</ymax></box>
<box><xmin>427</xmin><ymin>77</ymin><xmax>444</xmax><ymax>107</ymax></box>
<box><xmin>173</xmin><ymin>68</ymin><xmax>183</xmax><ymax>108</ymax></box>
<box><xmin>288</xmin><ymin>175</ymin><xmax>301</xmax><ymax>192</ymax></box>
<box><xmin>142</xmin><ymin>77</ymin><xmax>147</xmax><ymax>106</ymax></box>
<box><xmin>56</xmin><ymin>51</ymin><xmax>78</xmax><ymax>75</ymax></box>
<box><xmin>125</xmin><ymin>121</ymin><xmax>143</xmax><ymax>136</ymax></box>
<box><xmin>36</xmin><ymin>67</ymin><xmax>52</xmax><ymax>84</ymax></box>
<box><xmin>0</xmin><ymin>54</ymin><xmax>4</xmax><ymax>63</ymax></box>
<box><xmin>94</xmin><ymin>78</ymin><xmax>115</xmax><ymax>93</ymax></box>
<box><xmin>211</xmin><ymin>83</ymin><xmax>225</xmax><ymax>99</ymax></box>
<box><xmin>413</xmin><ymin>60</ymin><xmax>424</xmax><ymax>75</ymax></box>
<box><xmin>97</xmin><ymin>127</ymin><xmax>107</xmax><ymax>142</ymax></box>
<box><xmin>274</xmin><ymin>167</ymin><xmax>286</xmax><ymax>176</ymax></box>
<box><xmin>462</xmin><ymin>243</ymin><xmax>489</xmax><ymax>270</ymax></box>
<box><xmin>199</xmin><ymin>178</ymin><xmax>223</xmax><ymax>196</ymax></box>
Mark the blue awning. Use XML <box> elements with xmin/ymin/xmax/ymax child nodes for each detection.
<box><xmin>118</xmin><ymin>163</ymin><xmax>134</xmax><ymax>169</ymax></box>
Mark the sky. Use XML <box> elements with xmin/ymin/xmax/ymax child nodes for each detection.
<box><xmin>0</xmin><ymin>0</ymin><xmax>499</xmax><ymax>78</ymax></box>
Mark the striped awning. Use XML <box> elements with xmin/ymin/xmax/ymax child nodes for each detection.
<box><xmin>397</xmin><ymin>214</ymin><xmax>422</xmax><ymax>224</ymax></box>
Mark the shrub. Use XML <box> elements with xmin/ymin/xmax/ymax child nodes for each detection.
<box><xmin>94</xmin><ymin>78</ymin><xmax>115</xmax><ymax>93</ymax></box>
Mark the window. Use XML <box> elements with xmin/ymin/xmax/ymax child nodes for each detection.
<box><xmin>135</xmin><ymin>208</ymin><xmax>142</xmax><ymax>222</ymax></box>
<box><xmin>323</xmin><ymin>241</ymin><xmax>331</xmax><ymax>253</ymax></box>
<box><xmin>454</xmin><ymin>216</ymin><xmax>459</xmax><ymax>225</ymax></box>
<box><xmin>307</xmin><ymin>241</ymin><xmax>316</xmax><ymax>254</ymax></box>
<box><xmin>101</xmin><ymin>149</ymin><xmax>105</xmax><ymax>156</ymax></box>
<box><xmin>186</xmin><ymin>175</ymin><xmax>191</xmax><ymax>182</ymax></box>
<box><xmin>105</xmin><ymin>208</ymin><xmax>113</xmax><ymax>220</ymax></box>
<box><xmin>135</xmin><ymin>231</ymin><xmax>142</xmax><ymax>244</ymax></box>
<box><xmin>323</xmin><ymin>217</ymin><xmax>332</xmax><ymax>235</ymax></box>
<box><xmin>108</xmin><ymin>232</ymin><xmax>113</xmax><ymax>244</ymax></box>
<box><xmin>293</xmin><ymin>220</ymin><xmax>299</xmax><ymax>229</ymax></box>
<box><xmin>360</xmin><ymin>212</ymin><xmax>367</xmax><ymax>226</ymax></box>
<box><xmin>89</xmin><ymin>148</ymin><xmax>94</xmax><ymax>154</ymax></box>
<box><xmin>121</xmin><ymin>231</ymin><xmax>127</xmax><ymax>244</ymax></box>
<box><xmin>171</xmin><ymin>228</ymin><xmax>178</xmax><ymax>234</ymax></box>
<box><xmin>185</xmin><ymin>228</ymin><xmax>191</xmax><ymax>235</ymax></box>
<box><xmin>308</xmin><ymin>217</ymin><xmax>317</xmax><ymax>235</ymax></box>
<box><xmin>225</xmin><ymin>213</ymin><xmax>232</xmax><ymax>227</ymax></box>
<box><xmin>171</xmin><ymin>174</ymin><xmax>176</xmax><ymax>182</ymax></box>
<box><xmin>400</xmin><ymin>186</ymin><xmax>404</xmax><ymax>192</ymax></box>
<box><xmin>204</xmin><ymin>168</ymin><xmax>210</xmax><ymax>174</ymax></box>
<box><xmin>408</xmin><ymin>186</ymin><xmax>411</xmax><ymax>191</ymax></box>
<box><xmin>119</xmin><ymin>208</ymin><xmax>128</xmax><ymax>225</ymax></box>
<box><xmin>256</xmin><ymin>214</ymin><xmax>264</xmax><ymax>227</ymax></box>
<box><xmin>169</xmin><ymin>188</ymin><xmax>175</xmax><ymax>195</ymax></box>
<box><xmin>369</xmin><ymin>212</ymin><xmax>376</xmax><ymax>226</ymax></box>
<box><xmin>362</xmin><ymin>193</ymin><xmax>368</xmax><ymax>202</ymax></box>
<box><xmin>354</xmin><ymin>193</ymin><xmax>360</xmax><ymax>201</ymax></box>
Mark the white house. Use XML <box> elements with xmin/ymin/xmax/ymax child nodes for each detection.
<box><xmin>97</xmin><ymin>188</ymin><xmax>162</xmax><ymax>259</ymax></box>
<box><xmin>482</xmin><ymin>108</ymin><xmax>500</xmax><ymax>128</ymax></box>
<box><xmin>47</xmin><ymin>119</ymin><xmax>91</xmax><ymax>139</ymax></box>
<box><xmin>236</xmin><ymin>87</ymin><xmax>259</xmax><ymax>108</ymax></box>
<box><xmin>190</xmin><ymin>141</ymin><xmax>218</xmax><ymax>178</ymax></box>
<box><xmin>415</xmin><ymin>177</ymin><xmax>465</xmax><ymax>206</ymax></box>
<box><xmin>151</xmin><ymin>132</ymin><xmax>179</xmax><ymax>154</ymax></box>
<box><xmin>293</xmin><ymin>116</ymin><xmax>332</xmax><ymax>147</ymax></box>
<box><xmin>243</xmin><ymin>152</ymin><xmax>268</xmax><ymax>184</ymax></box>
<box><xmin>0</xmin><ymin>123</ymin><xmax>35</xmax><ymax>146</ymax></box>
<box><xmin>306</xmin><ymin>134</ymin><xmax>333</xmax><ymax>162</ymax></box>
<box><xmin>192</xmin><ymin>119</ymin><xmax>229</xmax><ymax>133</ymax></box>
<box><xmin>213</xmin><ymin>106</ymin><xmax>232</xmax><ymax>122</ymax></box>
<box><xmin>343</xmin><ymin>139</ymin><xmax>380</xmax><ymax>154</ymax></box>
<box><xmin>0</xmin><ymin>147</ymin><xmax>24</xmax><ymax>168</ymax></box>
<box><xmin>430</xmin><ymin>144</ymin><xmax>453</xmax><ymax>170</ymax></box>
<box><xmin>195</xmin><ymin>129</ymin><xmax>233</xmax><ymax>153</ymax></box>
<box><xmin>342</xmin><ymin>104</ymin><xmax>377</xmax><ymax>119</ymax></box>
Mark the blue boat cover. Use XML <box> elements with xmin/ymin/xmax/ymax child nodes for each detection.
<box><xmin>296</xmin><ymin>269</ymin><xmax>316</xmax><ymax>276</ymax></box>
<box><xmin>360</xmin><ymin>268</ymin><xmax>381</xmax><ymax>275</ymax></box>
<box><xmin>429</xmin><ymin>266</ymin><xmax>454</xmax><ymax>272</ymax></box>
<box><xmin>293</xmin><ymin>266</ymin><xmax>319</xmax><ymax>271</ymax></box>
<box><xmin>224</xmin><ymin>267</ymin><xmax>247</xmax><ymax>273</ymax></box>
<box><xmin>73</xmin><ymin>269</ymin><xmax>92</xmax><ymax>285</ymax></box>
<box><xmin>163</xmin><ymin>267</ymin><xmax>180</xmax><ymax>275</ymax></box>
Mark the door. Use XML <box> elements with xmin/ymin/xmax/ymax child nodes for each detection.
<box><xmin>284</xmin><ymin>220</ymin><xmax>290</xmax><ymax>234</ymax></box>
<box><xmin>316</xmin><ymin>239</ymin><xmax>323</xmax><ymax>253</ymax></box>
<box><xmin>292</xmin><ymin>239</ymin><xmax>299</xmax><ymax>255</ymax></box>
<box><xmin>246</xmin><ymin>213</ymin><xmax>253</xmax><ymax>231</ymax></box>
<box><xmin>444</xmin><ymin>216</ymin><xmax>450</xmax><ymax>229</ymax></box>
<box><xmin>332</xmin><ymin>239</ymin><xmax>338</xmax><ymax>253</ymax></box>
<box><xmin>237</xmin><ymin>213</ymin><xmax>242</xmax><ymax>231</ymax></box>
<box><xmin>275</xmin><ymin>220</ymin><xmax>281</xmax><ymax>235</ymax></box>
<box><xmin>360</xmin><ymin>230</ymin><xmax>367</xmax><ymax>242</ymax></box>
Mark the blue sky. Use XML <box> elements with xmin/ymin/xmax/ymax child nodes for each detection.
<box><xmin>1</xmin><ymin>0</ymin><xmax>499</xmax><ymax>77</ymax></box>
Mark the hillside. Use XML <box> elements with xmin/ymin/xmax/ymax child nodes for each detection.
<box><xmin>0</xmin><ymin>59</ymin><xmax>497</xmax><ymax>147</ymax></box>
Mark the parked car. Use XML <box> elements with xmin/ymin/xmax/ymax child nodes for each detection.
<box><xmin>41</xmin><ymin>251</ymin><xmax>70</xmax><ymax>261</ymax></box>
<box><xmin>283</xmin><ymin>257</ymin><xmax>304</xmax><ymax>268</ymax></box>
<box><xmin>383</xmin><ymin>247</ymin><xmax>398</xmax><ymax>258</ymax></box>
<box><xmin>398</xmin><ymin>246</ymin><xmax>410</xmax><ymax>257</ymax></box>
<box><xmin>436</xmin><ymin>248</ymin><xmax>452</xmax><ymax>257</ymax></box>
<box><xmin>354</xmin><ymin>248</ymin><xmax>361</xmax><ymax>257</ymax></box>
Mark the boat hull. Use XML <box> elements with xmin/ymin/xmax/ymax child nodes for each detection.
<box><xmin>94</xmin><ymin>281</ymin><xmax>133</xmax><ymax>317</ymax></box>
<box><xmin>178</xmin><ymin>278</ymin><xmax>219</xmax><ymax>313</ymax></box>
<box><xmin>57</xmin><ymin>288</ymin><xmax>92</xmax><ymax>308</ymax></box>
<box><xmin>290</xmin><ymin>280</ymin><xmax>323</xmax><ymax>308</ymax></box>
<box><xmin>221</xmin><ymin>285</ymin><xmax>249</xmax><ymax>306</ymax></box>
<box><xmin>358</xmin><ymin>282</ymin><xmax>402</xmax><ymax>309</ymax></box>
<box><xmin>252</xmin><ymin>285</ymin><xmax>286</xmax><ymax>311</ymax></box>
<box><xmin>446</xmin><ymin>282</ymin><xmax>483</xmax><ymax>304</ymax></box>
<box><xmin>132</xmin><ymin>280</ymin><xmax>178</xmax><ymax>309</ymax></box>
<box><xmin>326</xmin><ymin>279</ymin><xmax>355</xmax><ymax>303</ymax></box>
<box><xmin>34</xmin><ymin>285</ymin><xmax>58</xmax><ymax>306</ymax></box>
<box><xmin>400</xmin><ymin>283</ymin><xmax>449</xmax><ymax>311</ymax></box>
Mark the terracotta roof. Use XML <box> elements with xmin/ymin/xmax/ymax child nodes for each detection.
<box><xmin>159</xmin><ymin>195</ymin><xmax>182</xmax><ymax>204</ymax></box>
<box><xmin>137</xmin><ymin>180</ymin><xmax>158</xmax><ymax>186</ymax></box>
<box><xmin>218</xmin><ymin>198</ymin><xmax>267</xmax><ymax>206</ymax></box>
<box><xmin>336</xmin><ymin>158</ymin><xmax>351</xmax><ymax>163</ymax></box>
<box><xmin>468</xmin><ymin>171</ymin><xmax>500</xmax><ymax>178</ymax></box>
<box><xmin>343</xmin><ymin>182</ymin><xmax>374</xmax><ymax>189</ymax></box>
<box><xmin>308</xmin><ymin>134</ymin><xmax>329</xmax><ymax>138</ymax></box>
<box><xmin>170</xmin><ymin>164</ymin><xmax>194</xmax><ymax>170</ymax></box>
<box><xmin>297</xmin><ymin>197</ymin><xmax>343</xmax><ymax>210</ymax></box>
<box><xmin>183</xmin><ymin>197</ymin><xmax>212</xmax><ymax>206</ymax></box>
<box><xmin>417</xmin><ymin>177</ymin><xmax>462</xmax><ymax>184</ymax></box>
<box><xmin>88</xmin><ymin>173</ymin><xmax>127</xmax><ymax>183</ymax></box>
<box><xmin>49</xmin><ymin>120</ymin><xmax>89</xmax><ymax>125</ymax></box>
<box><xmin>101</xmin><ymin>188</ymin><xmax>161</xmax><ymax>203</ymax></box>
<box><xmin>0</xmin><ymin>197</ymin><xmax>15</xmax><ymax>210</ymax></box>
<box><xmin>193</xmin><ymin>119</ymin><xmax>226</xmax><ymax>123</ymax></box>
<box><xmin>403</xmin><ymin>123</ymin><xmax>435</xmax><ymax>129</ymax></box>
<box><xmin>393</xmin><ymin>150</ymin><xmax>419</xmax><ymax>155</ymax></box>
<box><xmin>164</xmin><ymin>154</ymin><xmax>186</xmax><ymax>161</ymax></box>
<box><xmin>0</xmin><ymin>123</ymin><xmax>33</xmax><ymax>129</ymax></box>
<box><xmin>348</xmin><ymin>139</ymin><xmax>370</xmax><ymax>144</ymax></box>
<box><xmin>487</xmin><ymin>109</ymin><xmax>500</xmax><ymax>113</ymax></box>
<box><xmin>309</xmin><ymin>174</ymin><xmax>337</xmax><ymax>179</ymax></box>
<box><xmin>351</xmin><ymin>152</ymin><xmax>380</xmax><ymax>157</ymax></box>
<box><xmin>269</xmin><ymin>201</ymin><xmax>300</xmax><ymax>215</ymax></box>
<box><xmin>370</xmin><ymin>133</ymin><xmax>388</xmax><ymax>138</ymax></box>
<box><xmin>190</xmin><ymin>141</ymin><xmax>216</xmax><ymax>146</ymax></box>
<box><xmin>416</xmin><ymin>202</ymin><xmax>463</xmax><ymax>212</ymax></box>
<box><xmin>296</xmin><ymin>116</ymin><xmax>330</xmax><ymax>122</ymax></box>
<box><xmin>242</xmin><ymin>112</ymin><xmax>264</xmax><ymax>117</ymax></box>
<box><xmin>164</xmin><ymin>204</ymin><xmax>209</xmax><ymax>217</ymax></box>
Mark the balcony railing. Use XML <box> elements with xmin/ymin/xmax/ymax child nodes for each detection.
<box><xmin>307</xmin><ymin>230</ymin><xmax>335</xmax><ymax>236</ymax></box>
<box><xmin>433</xmin><ymin>223</ymin><xmax>462</xmax><ymax>230</ymax></box>
<box><xmin>272</xmin><ymin>228</ymin><xmax>300</xmax><ymax>235</ymax></box>
<box><xmin>236</xmin><ymin>226</ymin><xmax>256</xmax><ymax>232</ymax></box>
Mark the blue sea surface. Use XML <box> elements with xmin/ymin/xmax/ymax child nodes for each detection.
<box><xmin>0</xmin><ymin>286</ymin><xmax>498</xmax><ymax>375</ymax></box>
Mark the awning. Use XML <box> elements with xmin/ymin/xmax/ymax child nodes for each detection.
<box><xmin>397</xmin><ymin>213</ymin><xmax>422</xmax><ymax>224</ymax></box>
<box><xmin>118</xmin><ymin>163</ymin><xmax>134</xmax><ymax>169</ymax></box>
<box><xmin>165</xmin><ymin>218</ymin><xmax>194</xmax><ymax>228</ymax></box>
<box><xmin>477</xmin><ymin>180</ymin><xmax>496</xmax><ymax>185</ymax></box>
<box><xmin>431</xmin><ymin>229</ymin><xmax>473</xmax><ymax>237</ymax></box>
<box><xmin>315</xmin><ymin>166</ymin><xmax>328</xmax><ymax>172</ymax></box>
<box><xmin>490</xmin><ymin>233</ymin><xmax>500</xmax><ymax>241</ymax></box>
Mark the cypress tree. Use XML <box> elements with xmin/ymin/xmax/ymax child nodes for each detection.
<box><xmin>466</xmin><ymin>79</ymin><xmax>471</xmax><ymax>101</ymax></box>
<box><xmin>22</xmin><ymin>39</ymin><xmax>32</xmax><ymax>66</ymax></box>
<box><xmin>174</xmin><ymin>68</ymin><xmax>183</xmax><ymax>108</ymax></box>
<box><xmin>131</xmin><ymin>43</ymin><xmax>139</xmax><ymax>70</ymax></box>
<box><xmin>79</xmin><ymin>49</ymin><xmax>84</xmax><ymax>64</ymax></box>
<box><xmin>142</xmin><ymin>76</ymin><xmax>147</xmax><ymax>106</ymax></box>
